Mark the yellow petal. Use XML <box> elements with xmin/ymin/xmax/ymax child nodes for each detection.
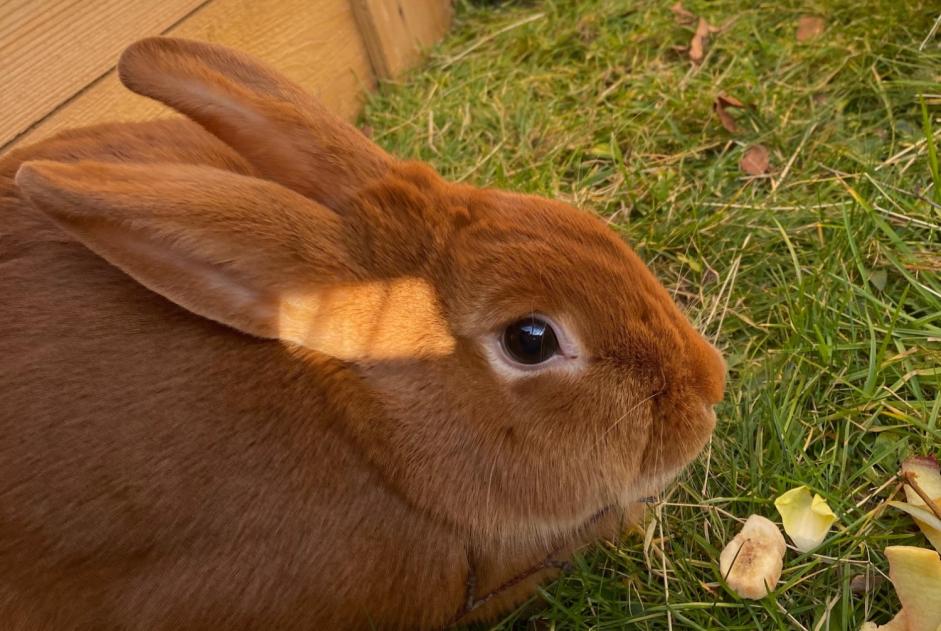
<box><xmin>774</xmin><ymin>485</ymin><xmax>837</xmax><ymax>552</ymax></box>
<box><xmin>898</xmin><ymin>456</ymin><xmax>941</xmax><ymax>554</ymax></box>
<box><xmin>885</xmin><ymin>546</ymin><xmax>941</xmax><ymax>631</ymax></box>
<box><xmin>718</xmin><ymin>514</ymin><xmax>786</xmax><ymax>599</ymax></box>
<box><xmin>902</xmin><ymin>456</ymin><xmax>941</xmax><ymax>505</ymax></box>
<box><xmin>889</xmin><ymin>501</ymin><xmax>941</xmax><ymax>554</ymax></box>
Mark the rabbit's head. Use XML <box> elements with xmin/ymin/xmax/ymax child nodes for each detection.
<box><xmin>15</xmin><ymin>38</ymin><xmax>724</xmax><ymax>545</ymax></box>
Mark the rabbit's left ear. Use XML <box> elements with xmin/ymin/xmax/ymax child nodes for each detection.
<box><xmin>15</xmin><ymin>160</ymin><xmax>454</xmax><ymax>361</ymax></box>
<box><xmin>118</xmin><ymin>37</ymin><xmax>392</xmax><ymax>212</ymax></box>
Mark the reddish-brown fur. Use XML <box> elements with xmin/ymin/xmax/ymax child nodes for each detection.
<box><xmin>0</xmin><ymin>38</ymin><xmax>724</xmax><ymax>630</ymax></box>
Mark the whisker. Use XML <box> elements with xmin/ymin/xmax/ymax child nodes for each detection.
<box><xmin>594</xmin><ymin>389</ymin><xmax>660</xmax><ymax>450</ymax></box>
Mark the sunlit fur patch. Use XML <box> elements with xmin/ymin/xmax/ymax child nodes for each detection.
<box><xmin>277</xmin><ymin>277</ymin><xmax>455</xmax><ymax>361</ymax></box>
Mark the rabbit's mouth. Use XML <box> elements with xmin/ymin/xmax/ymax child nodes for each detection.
<box><xmin>629</xmin><ymin>401</ymin><xmax>718</xmax><ymax>500</ymax></box>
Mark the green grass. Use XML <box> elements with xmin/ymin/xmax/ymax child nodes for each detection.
<box><xmin>361</xmin><ymin>1</ymin><xmax>941</xmax><ymax>628</ymax></box>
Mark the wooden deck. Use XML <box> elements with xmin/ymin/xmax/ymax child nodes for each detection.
<box><xmin>0</xmin><ymin>0</ymin><xmax>451</xmax><ymax>155</ymax></box>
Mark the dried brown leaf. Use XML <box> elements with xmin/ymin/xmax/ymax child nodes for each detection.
<box><xmin>740</xmin><ymin>144</ymin><xmax>770</xmax><ymax>176</ymax></box>
<box><xmin>716</xmin><ymin>93</ymin><xmax>744</xmax><ymax>108</ymax></box>
<box><xmin>850</xmin><ymin>572</ymin><xmax>883</xmax><ymax>595</ymax></box>
<box><xmin>713</xmin><ymin>93</ymin><xmax>744</xmax><ymax>133</ymax></box>
<box><xmin>689</xmin><ymin>17</ymin><xmax>719</xmax><ymax>64</ymax></box>
<box><xmin>796</xmin><ymin>16</ymin><xmax>825</xmax><ymax>42</ymax></box>
<box><xmin>671</xmin><ymin>1</ymin><xmax>697</xmax><ymax>25</ymax></box>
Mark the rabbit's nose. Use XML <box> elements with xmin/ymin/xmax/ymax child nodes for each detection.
<box><xmin>694</xmin><ymin>340</ymin><xmax>726</xmax><ymax>405</ymax></box>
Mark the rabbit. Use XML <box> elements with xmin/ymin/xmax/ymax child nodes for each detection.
<box><xmin>0</xmin><ymin>37</ymin><xmax>725</xmax><ymax>630</ymax></box>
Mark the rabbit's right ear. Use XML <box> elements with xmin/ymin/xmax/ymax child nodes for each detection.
<box><xmin>117</xmin><ymin>37</ymin><xmax>392</xmax><ymax>212</ymax></box>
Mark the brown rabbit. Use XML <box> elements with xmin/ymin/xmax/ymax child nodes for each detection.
<box><xmin>0</xmin><ymin>38</ymin><xmax>725</xmax><ymax>630</ymax></box>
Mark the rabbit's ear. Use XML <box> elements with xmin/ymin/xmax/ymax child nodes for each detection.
<box><xmin>15</xmin><ymin>160</ymin><xmax>454</xmax><ymax>361</ymax></box>
<box><xmin>117</xmin><ymin>37</ymin><xmax>392</xmax><ymax>212</ymax></box>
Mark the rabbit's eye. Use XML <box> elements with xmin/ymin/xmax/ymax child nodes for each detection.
<box><xmin>502</xmin><ymin>317</ymin><xmax>559</xmax><ymax>365</ymax></box>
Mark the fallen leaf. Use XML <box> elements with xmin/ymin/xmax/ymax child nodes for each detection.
<box><xmin>716</xmin><ymin>93</ymin><xmax>744</xmax><ymax>108</ymax></box>
<box><xmin>850</xmin><ymin>571</ymin><xmax>883</xmax><ymax>595</ymax></box>
<box><xmin>689</xmin><ymin>17</ymin><xmax>719</xmax><ymax>64</ymax></box>
<box><xmin>797</xmin><ymin>16</ymin><xmax>826</xmax><ymax>42</ymax></box>
<box><xmin>719</xmin><ymin>514</ymin><xmax>786</xmax><ymax>599</ymax></box>
<box><xmin>868</xmin><ymin>269</ymin><xmax>888</xmax><ymax>291</ymax></box>
<box><xmin>671</xmin><ymin>1</ymin><xmax>697</xmax><ymax>25</ymax></box>
<box><xmin>740</xmin><ymin>145</ymin><xmax>771</xmax><ymax>177</ymax></box>
<box><xmin>588</xmin><ymin>142</ymin><xmax>616</xmax><ymax>159</ymax></box>
<box><xmin>774</xmin><ymin>486</ymin><xmax>836</xmax><ymax>551</ymax></box>
<box><xmin>713</xmin><ymin>93</ymin><xmax>744</xmax><ymax>133</ymax></box>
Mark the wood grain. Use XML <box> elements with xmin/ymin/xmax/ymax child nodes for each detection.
<box><xmin>0</xmin><ymin>0</ymin><xmax>204</xmax><ymax>148</ymax></box>
<box><xmin>4</xmin><ymin>0</ymin><xmax>376</xmax><ymax>152</ymax></box>
<box><xmin>351</xmin><ymin>0</ymin><xmax>452</xmax><ymax>79</ymax></box>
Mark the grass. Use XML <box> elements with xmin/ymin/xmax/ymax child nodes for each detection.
<box><xmin>361</xmin><ymin>1</ymin><xmax>941</xmax><ymax>628</ymax></box>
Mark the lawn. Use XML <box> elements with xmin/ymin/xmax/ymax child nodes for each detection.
<box><xmin>361</xmin><ymin>1</ymin><xmax>941</xmax><ymax>628</ymax></box>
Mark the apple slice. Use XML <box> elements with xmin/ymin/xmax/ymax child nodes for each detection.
<box><xmin>719</xmin><ymin>515</ymin><xmax>786</xmax><ymax>599</ymax></box>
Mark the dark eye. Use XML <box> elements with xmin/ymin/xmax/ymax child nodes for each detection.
<box><xmin>502</xmin><ymin>317</ymin><xmax>559</xmax><ymax>365</ymax></box>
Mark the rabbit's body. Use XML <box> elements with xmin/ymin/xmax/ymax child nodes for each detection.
<box><xmin>1</xmin><ymin>39</ymin><xmax>724</xmax><ymax>630</ymax></box>
<box><xmin>0</xmin><ymin>120</ymin><xmax>588</xmax><ymax>629</ymax></box>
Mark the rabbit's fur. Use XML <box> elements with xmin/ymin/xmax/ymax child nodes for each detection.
<box><xmin>0</xmin><ymin>38</ymin><xmax>725</xmax><ymax>630</ymax></box>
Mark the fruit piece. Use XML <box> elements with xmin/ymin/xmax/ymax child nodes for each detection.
<box><xmin>774</xmin><ymin>486</ymin><xmax>837</xmax><ymax>552</ymax></box>
<box><xmin>719</xmin><ymin>515</ymin><xmax>786</xmax><ymax>599</ymax></box>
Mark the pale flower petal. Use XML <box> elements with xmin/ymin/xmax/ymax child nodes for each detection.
<box><xmin>718</xmin><ymin>514</ymin><xmax>786</xmax><ymax>599</ymax></box>
<box><xmin>889</xmin><ymin>501</ymin><xmax>941</xmax><ymax>554</ymax></box>
<box><xmin>774</xmin><ymin>485</ymin><xmax>837</xmax><ymax>552</ymax></box>
<box><xmin>902</xmin><ymin>456</ymin><xmax>941</xmax><ymax>504</ymax></box>
<box><xmin>899</xmin><ymin>456</ymin><xmax>941</xmax><ymax>554</ymax></box>
<box><xmin>884</xmin><ymin>546</ymin><xmax>941</xmax><ymax>631</ymax></box>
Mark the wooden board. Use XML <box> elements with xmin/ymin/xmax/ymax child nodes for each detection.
<box><xmin>351</xmin><ymin>0</ymin><xmax>452</xmax><ymax>79</ymax></box>
<box><xmin>4</xmin><ymin>0</ymin><xmax>377</xmax><ymax>152</ymax></box>
<box><xmin>0</xmin><ymin>0</ymin><xmax>205</xmax><ymax>148</ymax></box>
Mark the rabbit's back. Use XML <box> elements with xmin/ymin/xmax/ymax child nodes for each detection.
<box><xmin>0</xmin><ymin>119</ymin><xmax>267</xmax><ymax>429</ymax></box>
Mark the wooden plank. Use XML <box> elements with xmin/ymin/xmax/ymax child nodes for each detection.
<box><xmin>351</xmin><ymin>0</ymin><xmax>452</xmax><ymax>79</ymax></box>
<box><xmin>7</xmin><ymin>0</ymin><xmax>376</xmax><ymax>152</ymax></box>
<box><xmin>0</xmin><ymin>0</ymin><xmax>204</xmax><ymax>148</ymax></box>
